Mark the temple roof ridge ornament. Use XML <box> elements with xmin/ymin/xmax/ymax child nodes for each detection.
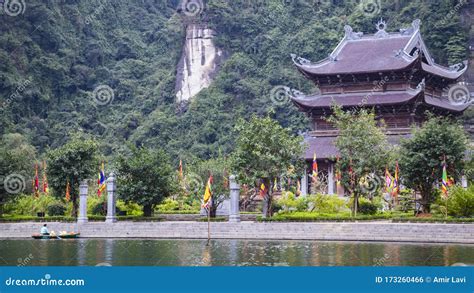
<box><xmin>284</xmin><ymin>86</ymin><xmax>306</xmax><ymax>99</ymax></box>
<box><xmin>344</xmin><ymin>25</ymin><xmax>363</xmax><ymax>40</ymax></box>
<box><xmin>416</xmin><ymin>78</ymin><xmax>426</xmax><ymax>91</ymax></box>
<box><xmin>400</xmin><ymin>19</ymin><xmax>421</xmax><ymax>36</ymax></box>
<box><xmin>374</xmin><ymin>19</ymin><xmax>389</xmax><ymax>38</ymax></box>
<box><xmin>290</xmin><ymin>54</ymin><xmax>312</xmax><ymax>66</ymax></box>
<box><xmin>449</xmin><ymin>60</ymin><xmax>468</xmax><ymax>72</ymax></box>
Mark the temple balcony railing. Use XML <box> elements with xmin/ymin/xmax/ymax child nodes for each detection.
<box><xmin>309</xmin><ymin>127</ymin><xmax>412</xmax><ymax>137</ymax></box>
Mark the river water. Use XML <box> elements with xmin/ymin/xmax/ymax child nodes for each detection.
<box><xmin>0</xmin><ymin>239</ymin><xmax>472</xmax><ymax>266</ymax></box>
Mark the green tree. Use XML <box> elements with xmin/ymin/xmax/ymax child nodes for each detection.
<box><xmin>46</xmin><ymin>135</ymin><xmax>100</xmax><ymax>217</ymax></box>
<box><xmin>0</xmin><ymin>134</ymin><xmax>37</xmax><ymax>215</ymax></box>
<box><xmin>117</xmin><ymin>147</ymin><xmax>175</xmax><ymax>217</ymax></box>
<box><xmin>327</xmin><ymin>106</ymin><xmax>393</xmax><ymax>216</ymax></box>
<box><xmin>399</xmin><ymin>116</ymin><xmax>468</xmax><ymax>213</ymax></box>
<box><xmin>231</xmin><ymin>115</ymin><xmax>304</xmax><ymax>218</ymax></box>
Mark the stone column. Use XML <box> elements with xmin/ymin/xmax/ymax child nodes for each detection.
<box><xmin>462</xmin><ymin>175</ymin><xmax>468</xmax><ymax>188</ymax></box>
<box><xmin>328</xmin><ymin>163</ymin><xmax>335</xmax><ymax>195</ymax></box>
<box><xmin>301</xmin><ymin>166</ymin><xmax>308</xmax><ymax>196</ymax></box>
<box><xmin>77</xmin><ymin>180</ymin><xmax>88</xmax><ymax>224</ymax></box>
<box><xmin>106</xmin><ymin>172</ymin><xmax>117</xmax><ymax>223</ymax></box>
<box><xmin>229</xmin><ymin>175</ymin><xmax>241</xmax><ymax>222</ymax></box>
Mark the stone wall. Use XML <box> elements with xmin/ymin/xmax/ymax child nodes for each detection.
<box><xmin>1</xmin><ymin>222</ymin><xmax>473</xmax><ymax>243</ymax></box>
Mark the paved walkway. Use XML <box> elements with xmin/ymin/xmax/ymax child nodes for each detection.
<box><xmin>1</xmin><ymin>221</ymin><xmax>473</xmax><ymax>243</ymax></box>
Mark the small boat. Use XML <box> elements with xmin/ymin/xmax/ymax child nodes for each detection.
<box><xmin>31</xmin><ymin>232</ymin><xmax>80</xmax><ymax>239</ymax></box>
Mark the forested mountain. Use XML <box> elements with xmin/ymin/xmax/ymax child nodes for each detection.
<box><xmin>0</xmin><ymin>0</ymin><xmax>471</xmax><ymax>162</ymax></box>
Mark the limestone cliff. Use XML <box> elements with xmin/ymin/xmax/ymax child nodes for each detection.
<box><xmin>175</xmin><ymin>24</ymin><xmax>225</xmax><ymax>103</ymax></box>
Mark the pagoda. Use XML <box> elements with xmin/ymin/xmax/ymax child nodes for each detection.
<box><xmin>289</xmin><ymin>19</ymin><xmax>469</xmax><ymax>196</ymax></box>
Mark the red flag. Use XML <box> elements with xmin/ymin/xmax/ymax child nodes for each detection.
<box><xmin>42</xmin><ymin>161</ymin><xmax>49</xmax><ymax>194</ymax></box>
<box><xmin>178</xmin><ymin>159</ymin><xmax>183</xmax><ymax>179</ymax></box>
<box><xmin>312</xmin><ymin>152</ymin><xmax>318</xmax><ymax>182</ymax></box>
<box><xmin>259</xmin><ymin>182</ymin><xmax>266</xmax><ymax>199</ymax></box>
<box><xmin>65</xmin><ymin>180</ymin><xmax>70</xmax><ymax>202</ymax></box>
<box><xmin>33</xmin><ymin>164</ymin><xmax>39</xmax><ymax>197</ymax></box>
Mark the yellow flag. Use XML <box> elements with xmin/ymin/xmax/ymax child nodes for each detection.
<box><xmin>203</xmin><ymin>175</ymin><xmax>213</xmax><ymax>204</ymax></box>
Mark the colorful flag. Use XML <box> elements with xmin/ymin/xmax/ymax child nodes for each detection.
<box><xmin>33</xmin><ymin>164</ymin><xmax>40</xmax><ymax>197</ymax></box>
<box><xmin>312</xmin><ymin>152</ymin><xmax>318</xmax><ymax>182</ymax></box>
<box><xmin>42</xmin><ymin>161</ymin><xmax>49</xmax><ymax>194</ymax></box>
<box><xmin>296</xmin><ymin>179</ymin><xmax>301</xmax><ymax>196</ymax></box>
<box><xmin>203</xmin><ymin>175</ymin><xmax>213</xmax><ymax>207</ymax></box>
<box><xmin>392</xmin><ymin>161</ymin><xmax>399</xmax><ymax>197</ymax></box>
<box><xmin>259</xmin><ymin>182</ymin><xmax>266</xmax><ymax>199</ymax></box>
<box><xmin>97</xmin><ymin>162</ymin><xmax>106</xmax><ymax>197</ymax></box>
<box><xmin>223</xmin><ymin>169</ymin><xmax>229</xmax><ymax>189</ymax></box>
<box><xmin>65</xmin><ymin>180</ymin><xmax>70</xmax><ymax>202</ymax></box>
<box><xmin>178</xmin><ymin>159</ymin><xmax>183</xmax><ymax>180</ymax></box>
<box><xmin>385</xmin><ymin>167</ymin><xmax>393</xmax><ymax>193</ymax></box>
<box><xmin>441</xmin><ymin>158</ymin><xmax>448</xmax><ymax>197</ymax></box>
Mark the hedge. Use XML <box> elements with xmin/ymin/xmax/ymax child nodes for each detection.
<box><xmin>196</xmin><ymin>217</ymin><xmax>227</xmax><ymax>222</ymax></box>
<box><xmin>156</xmin><ymin>210</ymin><xmax>200</xmax><ymax>215</ymax></box>
<box><xmin>392</xmin><ymin>217</ymin><xmax>474</xmax><ymax>223</ymax></box>
<box><xmin>257</xmin><ymin>214</ymin><xmax>393</xmax><ymax>222</ymax></box>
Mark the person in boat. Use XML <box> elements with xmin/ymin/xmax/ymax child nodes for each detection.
<box><xmin>40</xmin><ymin>224</ymin><xmax>49</xmax><ymax>235</ymax></box>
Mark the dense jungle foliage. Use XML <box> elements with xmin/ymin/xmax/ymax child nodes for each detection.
<box><xmin>0</xmin><ymin>0</ymin><xmax>470</xmax><ymax>163</ymax></box>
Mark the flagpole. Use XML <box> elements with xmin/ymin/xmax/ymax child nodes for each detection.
<box><xmin>207</xmin><ymin>206</ymin><xmax>211</xmax><ymax>246</ymax></box>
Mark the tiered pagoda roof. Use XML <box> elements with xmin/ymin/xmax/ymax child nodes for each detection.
<box><xmin>290</xmin><ymin>19</ymin><xmax>469</xmax><ymax>114</ymax></box>
<box><xmin>291</xmin><ymin>83</ymin><xmax>469</xmax><ymax>112</ymax></box>
<box><xmin>289</xmin><ymin>19</ymin><xmax>470</xmax><ymax>161</ymax></box>
<box><xmin>292</xmin><ymin>19</ymin><xmax>468</xmax><ymax>84</ymax></box>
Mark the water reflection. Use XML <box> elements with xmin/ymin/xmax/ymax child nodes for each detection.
<box><xmin>0</xmin><ymin>239</ymin><xmax>472</xmax><ymax>266</ymax></box>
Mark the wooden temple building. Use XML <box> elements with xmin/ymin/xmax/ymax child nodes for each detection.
<box><xmin>289</xmin><ymin>19</ymin><xmax>470</xmax><ymax>196</ymax></box>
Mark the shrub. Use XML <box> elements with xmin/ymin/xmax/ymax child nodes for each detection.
<box><xmin>156</xmin><ymin>198</ymin><xmax>179</xmax><ymax>212</ymax></box>
<box><xmin>47</xmin><ymin>204</ymin><xmax>66</xmax><ymax>216</ymax></box>
<box><xmin>277</xmin><ymin>191</ymin><xmax>298</xmax><ymax>212</ymax></box>
<box><xmin>396</xmin><ymin>189</ymin><xmax>415</xmax><ymax>213</ymax></box>
<box><xmin>91</xmin><ymin>201</ymin><xmax>107</xmax><ymax>216</ymax></box>
<box><xmin>87</xmin><ymin>196</ymin><xmax>105</xmax><ymax>215</ymax></box>
<box><xmin>90</xmin><ymin>202</ymin><xmax>122</xmax><ymax>216</ymax></box>
<box><xmin>443</xmin><ymin>186</ymin><xmax>474</xmax><ymax>217</ymax></box>
<box><xmin>5</xmin><ymin>195</ymin><xmax>59</xmax><ymax>216</ymax></box>
<box><xmin>358</xmin><ymin>198</ymin><xmax>378</xmax><ymax>215</ymax></box>
<box><xmin>307</xmin><ymin>194</ymin><xmax>348</xmax><ymax>214</ymax></box>
<box><xmin>117</xmin><ymin>200</ymin><xmax>143</xmax><ymax>216</ymax></box>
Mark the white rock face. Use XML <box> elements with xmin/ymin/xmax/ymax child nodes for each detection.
<box><xmin>175</xmin><ymin>24</ymin><xmax>224</xmax><ymax>103</ymax></box>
